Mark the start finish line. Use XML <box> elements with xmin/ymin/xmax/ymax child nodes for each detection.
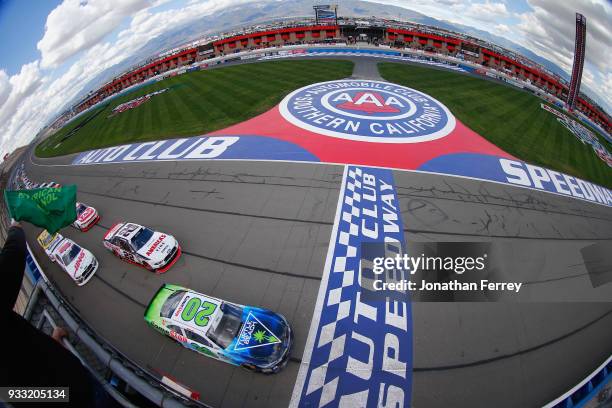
<box><xmin>290</xmin><ymin>166</ymin><xmax>412</xmax><ymax>407</ymax></box>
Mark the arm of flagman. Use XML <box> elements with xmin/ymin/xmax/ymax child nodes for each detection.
<box><xmin>0</xmin><ymin>220</ymin><xmax>108</xmax><ymax>406</ymax></box>
<box><xmin>0</xmin><ymin>220</ymin><xmax>26</xmax><ymax>311</ymax></box>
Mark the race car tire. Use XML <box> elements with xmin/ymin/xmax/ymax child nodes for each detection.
<box><xmin>241</xmin><ymin>364</ymin><xmax>258</xmax><ymax>372</ymax></box>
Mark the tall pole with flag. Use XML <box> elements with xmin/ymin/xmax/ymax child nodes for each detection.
<box><xmin>567</xmin><ymin>13</ymin><xmax>586</xmax><ymax>112</ymax></box>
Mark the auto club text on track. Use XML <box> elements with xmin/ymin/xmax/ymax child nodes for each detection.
<box><xmin>75</xmin><ymin>136</ymin><xmax>238</xmax><ymax>164</ymax></box>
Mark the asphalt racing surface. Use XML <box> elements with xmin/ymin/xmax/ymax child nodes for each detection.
<box><xmin>17</xmin><ymin>57</ymin><xmax>612</xmax><ymax>407</ymax></box>
<box><xmin>24</xmin><ymin>153</ymin><xmax>338</xmax><ymax>407</ymax></box>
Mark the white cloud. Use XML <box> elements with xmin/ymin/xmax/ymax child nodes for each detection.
<box><xmin>361</xmin><ymin>0</ymin><xmax>511</xmax><ymax>29</ymax></box>
<box><xmin>363</xmin><ymin>0</ymin><xmax>611</xmax><ymax>111</ymax></box>
<box><xmin>494</xmin><ymin>23</ymin><xmax>511</xmax><ymax>34</ymax></box>
<box><xmin>468</xmin><ymin>1</ymin><xmax>510</xmax><ymax>21</ymax></box>
<box><xmin>0</xmin><ymin>0</ymin><xmax>253</xmax><ymax>157</ymax></box>
<box><xmin>512</xmin><ymin>0</ymin><xmax>611</xmax><ymax>111</ymax></box>
<box><xmin>0</xmin><ymin>61</ymin><xmax>46</xmax><ymax>156</ymax></box>
<box><xmin>37</xmin><ymin>0</ymin><xmax>151</xmax><ymax>68</ymax></box>
<box><xmin>515</xmin><ymin>0</ymin><xmax>610</xmax><ymax>72</ymax></box>
<box><xmin>0</xmin><ymin>70</ymin><xmax>10</xmax><ymax>107</ymax></box>
<box><xmin>601</xmin><ymin>72</ymin><xmax>612</xmax><ymax>109</ymax></box>
<box><xmin>0</xmin><ymin>61</ymin><xmax>43</xmax><ymax>127</ymax></box>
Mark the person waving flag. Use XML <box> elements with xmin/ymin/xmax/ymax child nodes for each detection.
<box><xmin>4</xmin><ymin>185</ymin><xmax>77</xmax><ymax>234</ymax></box>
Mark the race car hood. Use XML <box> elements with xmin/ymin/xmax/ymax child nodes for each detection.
<box><xmin>136</xmin><ymin>232</ymin><xmax>177</xmax><ymax>263</ymax></box>
<box><xmin>145</xmin><ymin>285</ymin><xmax>222</xmax><ymax>333</ymax></box>
<box><xmin>227</xmin><ymin>307</ymin><xmax>291</xmax><ymax>366</ymax></box>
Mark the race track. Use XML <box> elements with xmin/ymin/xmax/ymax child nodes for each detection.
<box><xmin>15</xmin><ymin>56</ymin><xmax>612</xmax><ymax>408</ymax></box>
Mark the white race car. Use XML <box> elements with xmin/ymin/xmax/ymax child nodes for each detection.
<box><xmin>36</xmin><ymin>230</ymin><xmax>98</xmax><ymax>286</ymax></box>
<box><xmin>23</xmin><ymin>178</ymin><xmax>33</xmax><ymax>189</ymax></box>
<box><xmin>103</xmin><ymin>222</ymin><xmax>181</xmax><ymax>273</ymax></box>
<box><xmin>73</xmin><ymin>202</ymin><xmax>100</xmax><ymax>232</ymax></box>
<box><xmin>39</xmin><ymin>182</ymin><xmax>61</xmax><ymax>188</ymax></box>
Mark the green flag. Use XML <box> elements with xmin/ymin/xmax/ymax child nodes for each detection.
<box><xmin>4</xmin><ymin>185</ymin><xmax>77</xmax><ymax>234</ymax></box>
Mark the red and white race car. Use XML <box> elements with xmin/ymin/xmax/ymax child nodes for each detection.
<box><xmin>103</xmin><ymin>222</ymin><xmax>181</xmax><ymax>273</ymax></box>
<box><xmin>36</xmin><ymin>230</ymin><xmax>98</xmax><ymax>286</ymax></box>
<box><xmin>73</xmin><ymin>202</ymin><xmax>100</xmax><ymax>232</ymax></box>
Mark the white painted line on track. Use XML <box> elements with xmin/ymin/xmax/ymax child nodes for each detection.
<box><xmin>289</xmin><ymin>164</ymin><xmax>348</xmax><ymax>407</ymax></box>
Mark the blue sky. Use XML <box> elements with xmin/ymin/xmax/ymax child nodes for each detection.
<box><xmin>0</xmin><ymin>0</ymin><xmax>62</xmax><ymax>75</ymax></box>
<box><xmin>0</xmin><ymin>0</ymin><xmax>609</xmax><ymax>158</ymax></box>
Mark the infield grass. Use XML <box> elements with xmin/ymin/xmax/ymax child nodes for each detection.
<box><xmin>36</xmin><ymin>60</ymin><xmax>354</xmax><ymax>158</ymax></box>
<box><xmin>379</xmin><ymin>62</ymin><xmax>612</xmax><ymax>188</ymax></box>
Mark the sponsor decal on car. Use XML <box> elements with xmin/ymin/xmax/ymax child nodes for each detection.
<box><xmin>173</xmin><ymin>294</ymin><xmax>220</xmax><ymax>330</ymax></box>
<box><xmin>279</xmin><ymin>79</ymin><xmax>456</xmax><ymax>142</ymax></box>
<box><xmin>78</xmin><ymin>207</ymin><xmax>94</xmax><ymax>221</ymax></box>
<box><xmin>58</xmin><ymin>241</ymin><xmax>71</xmax><ymax>253</ymax></box>
<box><xmin>73</xmin><ymin>251</ymin><xmax>85</xmax><ymax>271</ymax></box>
<box><xmin>170</xmin><ymin>330</ymin><xmax>187</xmax><ymax>343</ymax></box>
<box><xmin>146</xmin><ymin>234</ymin><xmax>167</xmax><ymax>257</ymax></box>
<box><xmin>174</xmin><ymin>295</ymin><xmax>188</xmax><ymax>319</ymax></box>
<box><xmin>234</xmin><ymin>312</ymin><xmax>281</xmax><ymax>351</ymax></box>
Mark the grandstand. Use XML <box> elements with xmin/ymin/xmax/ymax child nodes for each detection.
<box><xmin>59</xmin><ymin>15</ymin><xmax>611</xmax><ymax>137</ymax></box>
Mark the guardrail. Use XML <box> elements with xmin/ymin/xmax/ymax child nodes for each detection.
<box><xmin>543</xmin><ymin>355</ymin><xmax>612</xmax><ymax>408</ymax></box>
<box><xmin>22</xmin><ymin>245</ymin><xmax>210</xmax><ymax>407</ymax></box>
<box><xmin>2</xmin><ymin>157</ymin><xmax>209</xmax><ymax>407</ymax></box>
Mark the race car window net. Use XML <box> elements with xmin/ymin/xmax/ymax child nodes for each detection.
<box><xmin>131</xmin><ymin>227</ymin><xmax>154</xmax><ymax>250</ymax></box>
<box><xmin>161</xmin><ymin>290</ymin><xmax>186</xmax><ymax>318</ymax></box>
<box><xmin>61</xmin><ymin>244</ymin><xmax>81</xmax><ymax>266</ymax></box>
<box><xmin>185</xmin><ymin>329</ymin><xmax>212</xmax><ymax>347</ymax></box>
<box><xmin>118</xmin><ymin>239</ymin><xmax>131</xmax><ymax>251</ymax></box>
<box><xmin>207</xmin><ymin>303</ymin><xmax>243</xmax><ymax>349</ymax></box>
<box><xmin>166</xmin><ymin>325</ymin><xmax>184</xmax><ymax>334</ymax></box>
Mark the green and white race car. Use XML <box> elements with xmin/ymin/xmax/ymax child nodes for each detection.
<box><xmin>144</xmin><ymin>284</ymin><xmax>293</xmax><ymax>373</ymax></box>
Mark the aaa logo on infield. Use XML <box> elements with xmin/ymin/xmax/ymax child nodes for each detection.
<box><xmin>279</xmin><ymin>80</ymin><xmax>456</xmax><ymax>143</ymax></box>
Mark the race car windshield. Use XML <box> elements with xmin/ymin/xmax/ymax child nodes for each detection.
<box><xmin>76</xmin><ymin>203</ymin><xmax>87</xmax><ymax>215</ymax></box>
<box><xmin>161</xmin><ymin>290</ymin><xmax>186</xmax><ymax>318</ymax></box>
<box><xmin>61</xmin><ymin>245</ymin><xmax>81</xmax><ymax>266</ymax></box>
<box><xmin>131</xmin><ymin>227</ymin><xmax>155</xmax><ymax>250</ymax></box>
<box><xmin>207</xmin><ymin>303</ymin><xmax>243</xmax><ymax>349</ymax></box>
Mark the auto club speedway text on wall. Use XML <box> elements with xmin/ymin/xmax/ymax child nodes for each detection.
<box><xmin>71</xmin><ymin>79</ymin><xmax>612</xmax><ymax>208</ymax></box>
<box><xmin>290</xmin><ymin>165</ymin><xmax>412</xmax><ymax>407</ymax></box>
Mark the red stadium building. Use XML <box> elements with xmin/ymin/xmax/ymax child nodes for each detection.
<box><xmin>68</xmin><ymin>17</ymin><xmax>611</xmax><ymax>135</ymax></box>
<box><xmin>212</xmin><ymin>25</ymin><xmax>340</xmax><ymax>53</ymax></box>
